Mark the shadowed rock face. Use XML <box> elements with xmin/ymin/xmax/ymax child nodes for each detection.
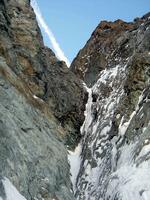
<box><xmin>0</xmin><ymin>0</ymin><xmax>87</xmax><ymax>149</ymax></box>
<box><xmin>70</xmin><ymin>13</ymin><xmax>150</xmax><ymax>87</ymax></box>
<box><xmin>0</xmin><ymin>0</ymin><xmax>87</xmax><ymax>199</ymax></box>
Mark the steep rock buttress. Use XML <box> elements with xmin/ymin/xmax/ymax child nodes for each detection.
<box><xmin>0</xmin><ymin>0</ymin><xmax>87</xmax><ymax>199</ymax></box>
<box><xmin>0</xmin><ymin>0</ymin><xmax>87</xmax><ymax>149</ymax></box>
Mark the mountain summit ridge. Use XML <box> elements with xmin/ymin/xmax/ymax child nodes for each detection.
<box><xmin>71</xmin><ymin>12</ymin><xmax>150</xmax><ymax>87</ymax></box>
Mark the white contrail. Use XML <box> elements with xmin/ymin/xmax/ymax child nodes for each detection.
<box><xmin>31</xmin><ymin>0</ymin><xmax>70</xmax><ymax>67</ymax></box>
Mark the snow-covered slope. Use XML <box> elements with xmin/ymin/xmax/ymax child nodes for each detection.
<box><xmin>0</xmin><ymin>177</ymin><xmax>27</xmax><ymax>200</ymax></box>
<box><xmin>69</xmin><ymin>13</ymin><xmax>150</xmax><ymax>200</ymax></box>
<box><xmin>73</xmin><ymin>61</ymin><xmax>150</xmax><ymax>200</ymax></box>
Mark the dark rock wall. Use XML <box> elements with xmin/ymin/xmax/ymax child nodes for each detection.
<box><xmin>0</xmin><ymin>72</ymin><xmax>74</xmax><ymax>200</ymax></box>
<box><xmin>0</xmin><ymin>0</ymin><xmax>87</xmax><ymax>148</ymax></box>
<box><xmin>0</xmin><ymin>0</ymin><xmax>87</xmax><ymax>199</ymax></box>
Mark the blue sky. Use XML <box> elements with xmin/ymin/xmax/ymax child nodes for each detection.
<box><xmin>36</xmin><ymin>0</ymin><xmax>150</xmax><ymax>63</ymax></box>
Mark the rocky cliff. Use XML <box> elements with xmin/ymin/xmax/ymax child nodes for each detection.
<box><xmin>0</xmin><ymin>0</ymin><xmax>150</xmax><ymax>199</ymax></box>
<box><xmin>70</xmin><ymin>13</ymin><xmax>150</xmax><ymax>200</ymax></box>
<box><xmin>0</xmin><ymin>0</ymin><xmax>87</xmax><ymax>199</ymax></box>
<box><xmin>71</xmin><ymin>13</ymin><xmax>150</xmax><ymax>87</ymax></box>
<box><xmin>0</xmin><ymin>0</ymin><xmax>87</xmax><ymax>148</ymax></box>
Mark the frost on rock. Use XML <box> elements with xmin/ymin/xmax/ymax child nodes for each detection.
<box><xmin>0</xmin><ymin>177</ymin><xmax>27</xmax><ymax>200</ymax></box>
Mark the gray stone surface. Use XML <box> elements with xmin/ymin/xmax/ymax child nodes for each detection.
<box><xmin>0</xmin><ymin>67</ymin><xmax>74</xmax><ymax>199</ymax></box>
<box><xmin>0</xmin><ymin>1</ymin><xmax>83</xmax><ymax>198</ymax></box>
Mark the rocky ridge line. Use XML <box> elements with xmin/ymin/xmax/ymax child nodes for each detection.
<box><xmin>71</xmin><ymin>12</ymin><xmax>150</xmax><ymax>87</ymax></box>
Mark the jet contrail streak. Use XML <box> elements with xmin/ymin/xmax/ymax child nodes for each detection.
<box><xmin>31</xmin><ymin>0</ymin><xmax>70</xmax><ymax>67</ymax></box>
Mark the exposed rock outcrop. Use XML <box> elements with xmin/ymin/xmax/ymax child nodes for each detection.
<box><xmin>0</xmin><ymin>0</ymin><xmax>87</xmax><ymax>149</ymax></box>
<box><xmin>71</xmin><ymin>12</ymin><xmax>150</xmax><ymax>87</ymax></box>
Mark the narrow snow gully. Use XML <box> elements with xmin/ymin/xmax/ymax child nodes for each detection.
<box><xmin>68</xmin><ymin>61</ymin><xmax>150</xmax><ymax>200</ymax></box>
<box><xmin>68</xmin><ymin>85</ymin><xmax>93</xmax><ymax>193</ymax></box>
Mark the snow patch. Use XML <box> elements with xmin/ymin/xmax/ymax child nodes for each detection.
<box><xmin>80</xmin><ymin>87</ymin><xmax>93</xmax><ymax>135</ymax></box>
<box><xmin>2</xmin><ymin>177</ymin><xmax>27</xmax><ymax>200</ymax></box>
<box><xmin>33</xmin><ymin>95</ymin><xmax>44</xmax><ymax>102</ymax></box>
<box><xmin>68</xmin><ymin>143</ymin><xmax>82</xmax><ymax>192</ymax></box>
<box><xmin>138</xmin><ymin>143</ymin><xmax>150</xmax><ymax>158</ymax></box>
<box><xmin>106</xmin><ymin>143</ymin><xmax>150</xmax><ymax>200</ymax></box>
